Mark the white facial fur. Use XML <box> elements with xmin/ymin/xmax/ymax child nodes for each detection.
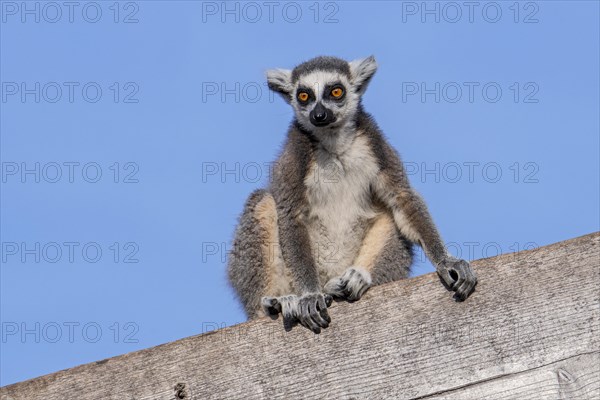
<box><xmin>266</xmin><ymin>56</ymin><xmax>378</xmax><ymax>147</ymax></box>
<box><xmin>291</xmin><ymin>70</ymin><xmax>360</xmax><ymax>136</ymax></box>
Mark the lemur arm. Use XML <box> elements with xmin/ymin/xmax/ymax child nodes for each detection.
<box><xmin>266</xmin><ymin>132</ymin><xmax>332</xmax><ymax>332</ymax></box>
<box><xmin>372</xmin><ymin>140</ymin><xmax>477</xmax><ymax>300</ymax></box>
<box><xmin>374</xmin><ymin>178</ymin><xmax>448</xmax><ymax>265</ymax></box>
<box><xmin>270</xmin><ymin>134</ymin><xmax>322</xmax><ymax>295</ymax></box>
<box><xmin>271</xmin><ymin>190</ymin><xmax>332</xmax><ymax>332</ymax></box>
<box><xmin>276</xmin><ymin>210</ymin><xmax>321</xmax><ymax>293</ymax></box>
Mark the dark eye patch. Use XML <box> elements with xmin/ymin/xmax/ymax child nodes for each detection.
<box><xmin>324</xmin><ymin>83</ymin><xmax>346</xmax><ymax>101</ymax></box>
<box><xmin>296</xmin><ymin>87</ymin><xmax>315</xmax><ymax>105</ymax></box>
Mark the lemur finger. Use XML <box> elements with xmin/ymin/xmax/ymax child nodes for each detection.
<box><xmin>298</xmin><ymin>302</ymin><xmax>321</xmax><ymax>333</ymax></box>
<box><xmin>455</xmin><ymin>273</ymin><xmax>477</xmax><ymax>301</ymax></box>
<box><xmin>437</xmin><ymin>268</ymin><xmax>455</xmax><ymax>288</ymax></box>
<box><xmin>347</xmin><ymin>270</ymin><xmax>372</xmax><ymax>301</ymax></box>
<box><xmin>454</xmin><ymin>284</ymin><xmax>473</xmax><ymax>302</ymax></box>
<box><xmin>309</xmin><ymin>301</ymin><xmax>329</xmax><ymax>328</ymax></box>
<box><xmin>354</xmin><ymin>283</ymin><xmax>371</xmax><ymax>300</ymax></box>
<box><xmin>278</xmin><ymin>295</ymin><xmax>299</xmax><ymax>319</ymax></box>
<box><xmin>323</xmin><ymin>277</ymin><xmax>345</xmax><ymax>298</ymax></box>
<box><xmin>324</xmin><ymin>294</ymin><xmax>333</xmax><ymax>307</ymax></box>
<box><xmin>342</xmin><ymin>282</ymin><xmax>354</xmax><ymax>299</ymax></box>
<box><xmin>453</xmin><ymin>260</ymin><xmax>474</xmax><ymax>290</ymax></box>
<box><xmin>305</xmin><ymin>322</ymin><xmax>321</xmax><ymax>334</ymax></box>
<box><xmin>317</xmin><ymin>296</ymin><xmax>331</xmax><ymax>323</ymax></box>
<box><xmin>452</xmin><ymin>272</ymin><xmax>465</xmax><ymax>291</ymax></box>
<box><xmin>453</xmin><ymin>286</ymin><xmax>467</xmax><ymax>302</ymax></box>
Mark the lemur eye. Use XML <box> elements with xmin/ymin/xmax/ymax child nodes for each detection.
<box><xmin>297</xmin><ymin>92</ymin><xmax>309</xmax><ymax>102</ymax></box>
<box><xmin>331</xmin><ymin>88</ymin><xmax>344</xmax><ymax>98</ymax></box>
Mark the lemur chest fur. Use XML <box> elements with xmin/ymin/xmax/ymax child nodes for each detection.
<box><xmin>303</xmin><ymin>133</ymin><xmax>380</xmax><ymax>280</ymax></box>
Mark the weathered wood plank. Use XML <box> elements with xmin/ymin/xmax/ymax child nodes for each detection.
<box><xmin>2</xmin><ymin>232</ymin><xmax>599</xmax><ymax>400</ymax></box>
<box><xmin>423</xmin><ymin>352</ymin><xmax>600</xmax><ymax>400</ymax></box>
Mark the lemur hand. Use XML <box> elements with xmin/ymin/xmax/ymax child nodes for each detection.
<box><xmin>262</xmin><ymin>293</ymin><xmax>333</xmax><ymax>333</ymax></box>
<box><xmin>324</xmin><ymin>267</ymin><xmax>372</xmax><ymax>301</ymax></box>
<box><xmin>436</xmin><ymin>258</ymin><xmax>477</xmax><ymax>301</ymax></box>
<box><xmin>297</xmin><ymin>293</ymin><xmax>332</xmax><ymax>333</ymax></box>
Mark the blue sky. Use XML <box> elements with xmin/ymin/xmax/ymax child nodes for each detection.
<box><xmin>1</xmin><ymin>0</ymin><xmax>599</xmax><ymax>386</ymax></box>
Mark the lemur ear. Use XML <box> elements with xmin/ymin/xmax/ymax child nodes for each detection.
<box><xmin>266</xmin><ymin>69</ymin><xmax>293</xmax><ymax>103</ymax></box>
<box><xmin>349</xmin><ymin>56</ymin><xmax>378</xmax><ymax>95</ymax></box>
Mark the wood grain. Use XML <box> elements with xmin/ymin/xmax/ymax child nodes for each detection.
<box><xmin>2</xmin><ymin>232</ymin><xmax>599</xmax><ymax>400</ymax></box>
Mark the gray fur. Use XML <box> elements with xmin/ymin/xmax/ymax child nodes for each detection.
<box><xmin>349</xmin><ymin>55</ymin><xmax>377</xmax><ymax>94</ymax></box>
<box><xmin>227</xmin><ymin>189</ymin><xmax>273</xmax><ymax>319</ymax></box>
<box><xmin>228</xmin><ymin>56</ymin><xmax>478</xmax><ymax>332</ymax></box>
<box><xmin>290</xmin><ymin>56</ymin><xmax>351</xmax><ymax>83</ymax></box>
<box><xmin>266</xmin><ymin>69</ymin><xmax>293</xmax><ymax>103</ymax></box>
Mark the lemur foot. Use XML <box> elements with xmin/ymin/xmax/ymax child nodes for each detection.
<box><xmin>262</xmin><ymin>295</ymin><xmax>295</xmax><ymax>317</ymax></box>
<box><xmin>436</xmin><ymin>258</ymin><xmax>478</xmax><ymax>301</ymax></box>
<box><xmin>262</xmin><ymin>293</ymin><xmax>333</xmax><ymax>333</ymax></box>
<box><xmin>324</xmin><ymin>267</ymin><xmax>372</xmax><ymax>302</ymax></box>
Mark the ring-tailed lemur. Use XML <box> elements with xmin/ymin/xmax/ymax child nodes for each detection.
<box><xmin>227</xmin><ymin>56</ymin><xmax>477</xmax><ymax>333</ymax></box>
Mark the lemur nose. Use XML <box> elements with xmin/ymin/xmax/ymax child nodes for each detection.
<box><xmin>315</xmin><ymin>111</ymin><xmax>327</xmax><ymax>121</ymax></box>
<box><xmin>313</xmin><ymin>103</ymin><xmax>328</xmax><ymax>121</ymax></box>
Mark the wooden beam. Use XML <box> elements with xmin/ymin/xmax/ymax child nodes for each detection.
<box><xmin>2</xmin><ymin>232</ymin><xmax>599</xmax><ymax>400</ymax></box>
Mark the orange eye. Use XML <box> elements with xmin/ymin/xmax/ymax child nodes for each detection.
<box><xmin>331</xmin><ymin>88</ymin><xmax>343</xmax><ymax>98</ymax></box>
<box><xmin>297</xmin><ymin>92</ymin><xmax>309</xmax><ymax>102</ymax></box>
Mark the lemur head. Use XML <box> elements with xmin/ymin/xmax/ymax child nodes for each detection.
<box><xmin>266</xmin><ymin>56</ymin><xmax>377</xmax><ymax>134</ymax></box>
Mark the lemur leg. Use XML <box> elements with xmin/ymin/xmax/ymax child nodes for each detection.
<box><xmin>229</xmin><ymin>190</ymin><xmax>331</xmax><ymax>331</ymax></box>
<box><xmin>324</xmin><ymin>212</ymin><xmax>413</xmax><ymax>301</ymax></box>
<box><xmin>227</xmin><ymin>189</ymin><xmax>295</xmax><ymax>319</ymax></box>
